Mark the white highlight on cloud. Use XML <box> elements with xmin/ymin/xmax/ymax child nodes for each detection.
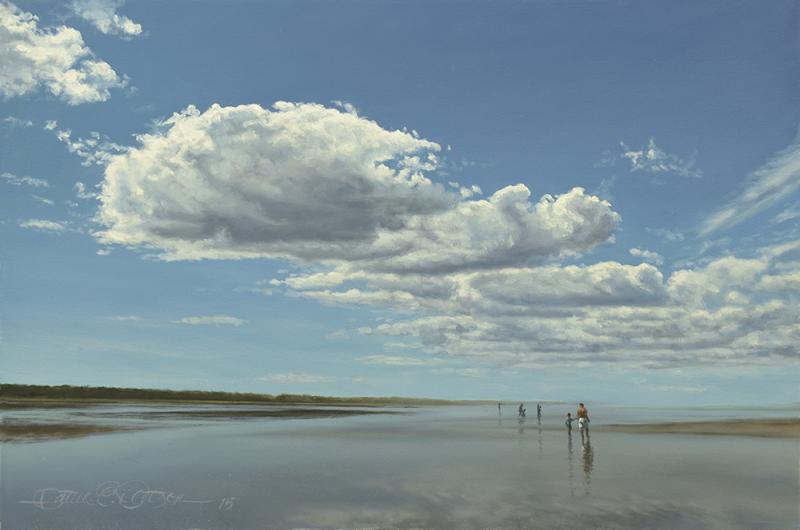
<box><xmin>629</xmin><ymin>247</ymin><xmax>664</xmax><ymax>266</ymax></box>
<box><xmin>70</xmin><ymin>0</ymin><xmax>141</xmax><ymax>38</ymax></box>
<box><xmin>257</xmin><ymin>372</ymin><xmax>334</xmax><ymax>384</ymax></box>
<box><xmin>19</xmin><ymin>218</ymin><xmax>66</xmax><ymax>231</ymax></box>
<box><xmin>1</xmin><ymin>172</ymin><xmax>49</xmax><ymax>187</ymax></box>
<box><xmin>620</xmin><ymin>138</ymin><xmax>700</xmax><ymax>178</ymax></box>
<box><xmin>0</xmin><ymin>1</ymin><xmax>125</xmax><ymax>104</ymax></box>
<box><xmin>173</xmin><ymin>315</ymin><xmax>247</xmax><ymax>327</ymax></box>
<box><xmin>701</xmin><ymin>133</ymin><xmax>800</xmax><ymax>235</ymax></box>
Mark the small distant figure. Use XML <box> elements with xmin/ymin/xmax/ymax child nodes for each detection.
<box><xmin>498</xmin><ymin>402</ymin><xmax>502</xmax><ymax>415</ymax></box>
<box><xmin>537</xmin><ymin>403</ymin><xmax>542</xmax><ymax>419</ymax></box>
<box><xmin>565</xmin><ymin>412</ymin><xmax>574</xmax><ymax>432</ymax></box>
<box><xmin>518</xmin><ymin>403</ymin><xmax>526</xmax><ymax>417</ymax></box>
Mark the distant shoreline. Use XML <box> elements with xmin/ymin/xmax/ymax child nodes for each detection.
<box><xmin>0</xmin><ymin>383</ymin><xmax>493</xmax><ymax>408</ymax></box>
<box><xmin>601</xmin><ymin>418</ymin><xmax>800</xmax><ymax>438</ymax></box>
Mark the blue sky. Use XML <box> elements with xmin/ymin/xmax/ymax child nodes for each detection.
<box><xmin>1</xmin><ymin>0</ymin><xmax>798</xmax><ymax>404</ymax></box>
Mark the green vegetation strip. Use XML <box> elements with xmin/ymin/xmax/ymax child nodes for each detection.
<box><xmin>0</xmin><ymin>384</ymin><xmax>487</xmax><ymax>407</ymax></box>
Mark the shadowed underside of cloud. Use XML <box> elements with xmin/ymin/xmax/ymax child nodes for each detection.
<box><xmin>0</xmin><ymin>1</ymin><xmax>125</xmax><ymax>104</ymax></box>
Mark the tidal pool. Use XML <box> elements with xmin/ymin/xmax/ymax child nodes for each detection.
<box><xmin>1</xmin><ymin>404</ymin><xmax>797</xmax><ymax>529</ymax></box>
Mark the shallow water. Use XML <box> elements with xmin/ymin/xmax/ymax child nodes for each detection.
<box><xmin>1</xmin><ymin>404</ymin><xmax>798</xmax><ymax>529</ymax></box>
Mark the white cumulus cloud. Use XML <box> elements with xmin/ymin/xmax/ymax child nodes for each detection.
<box><xmin>95</xmin><ymin>102</ymin><xmax>620</xmax><ymax>271</ymax></box>
<box><xmin>0</xmin><ymin>1</ymin><xmax>126</xmax><ymax>104</ymax></box>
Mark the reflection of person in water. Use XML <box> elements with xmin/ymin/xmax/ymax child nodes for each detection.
<box><xmin>567</xmin><ymin>430</ymin><xmax>576</xmax><ymax>497</ymax></box>
<box><xmin>581</xmin><ymin>435</ymin><xmax>594</xmax><ymax>492</ymax></box>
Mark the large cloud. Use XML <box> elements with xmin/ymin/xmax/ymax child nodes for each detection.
<box><xmin>0</xmin><ymin>1</ymin><xmax>125</xmax><ymax>104</ymax></box>
<box><xmin>90</xmin><ymin>100</ymin><xmax>800</xmax><ymax>368</ymax></box>
<box><xmin>96</xmin><ymin>102</ymin><xmax>620</xmax><ymax>269</ymax></box>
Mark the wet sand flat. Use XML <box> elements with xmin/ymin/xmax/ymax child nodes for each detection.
<box><xmin>602</xmin><ymin>417</ymin><xmax>800</xmax><ymax>438</ymax></box>
<box><xmin>1</xmin><ymin>407</ymin><xmax>400</xmax><ymax>442</ymax></box>
<box><xmin>0</xmin><ymin>422</ymin><xmax>139</xmax><ymax>442</ymax></box>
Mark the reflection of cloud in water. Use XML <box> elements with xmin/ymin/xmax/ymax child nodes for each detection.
<box><xmin>288</xmin><ymin>491</ymin><xmax>724</xmax><ymax>529</ymax></box>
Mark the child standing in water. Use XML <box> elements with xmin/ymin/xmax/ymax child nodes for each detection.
<box><xmin>565</xmin><ymin>412</ymin><xmax>574</xmax><ymax>432</ymax></box>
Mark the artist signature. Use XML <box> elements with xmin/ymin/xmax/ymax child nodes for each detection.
<box><xmin>18</xmin><ymin>481</ymin><xmax>236</xmax><ymax>511</ymax></box>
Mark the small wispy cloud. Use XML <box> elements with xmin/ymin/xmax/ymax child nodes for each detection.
<box><xmin>173</xmin><ymin>315</ymin><xmax>248</xmax><ymax>327</ymax></box>
<box><xmin>50</xmin><ymin>126</ymin><xmax>127</xmax><ymax>166</ymax></box>
<box><xmin>770</xmin><ymin>202</ymin><xmax>800</xmax><ymax>225</ymax></box>
<box><xmin>620</xmin><ymin>138</ymin><xmax>701</xmax><ymax>178</ymax></box>
<box><xmin>431</xmin><ymin>367</ymin><xmax>484</xmax><ymax>377</ymax></box>
<box><xmin>19</xmin><ymin>219</ymin><xmax>67</xmax><ymax>232</ymax></box>
<box><xmin>107</xmin><ymin>315</ymin><xmax>142</xmax><ymax>321</ymax></box>
<box><xmin>70</xmin><ymin>0</ymin><xmax>142</xmax><ymax>38</ymax></box>
<box><xmin>647</xmin><ymin>384</ymin><xmax>708</xmax><ymax>393</ymax></box>
<box><xmin>356</xmin><ymin>354</ymin><xmax>447</xmax><ymax>366</ymax></box>
<box><xmin>257</xmin><ymin>372</ymin><xmax>334</xmax><ymax>384</ymax></box>
<box><xmin>3</xmin><ymin>116</ymin><xmax>33</xmax><ymax>128</ymax></box>
<box><xmin>645</xmin><ymin>227</ymin><xmax>685</xmax><ymax>242</ymax></box>
<box><xmin>31</xmin><ymin>195</ymin><xmax>54</xmax><ymax>205</ymax></box>
<box><xmin>2</xmin><ymin>172</ymin><xmax>49</xmax><ymax>188</ymax></box>
<box><xmin>629</xmin><ymin>247</ymin><xmax>664</xmax><ymax>266</ymax></box>
<box><xmin>700</xmin><ymin>133</ymin><xmax>800</xmax><ymax>235</ymax></box>
<box><xmin>74</xmin><ymin>182</ymin><xmax>97</xmax><ymax>199</ymax></box>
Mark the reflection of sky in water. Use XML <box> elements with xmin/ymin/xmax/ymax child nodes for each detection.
<box><xmin>2</xmin><ymin>405</ymin><xmax>798</xmax><ymax>529</ymax></box>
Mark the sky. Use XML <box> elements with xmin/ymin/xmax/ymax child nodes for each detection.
<box><xmin>1</xmin><ymin>0</ymin><xmax>798</xmax><ymax>405</ymax></box>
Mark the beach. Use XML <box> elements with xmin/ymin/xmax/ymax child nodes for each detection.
<box><xmin>2</xmin><ymin>402</ymin><xmax>798</xmax><ymax>529</ymax></box>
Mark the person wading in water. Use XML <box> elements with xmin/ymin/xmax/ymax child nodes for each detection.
<box><xmin>576</xmin><ymin>402</ymin><xmax>590</xmax><ymax>441</ymax></box>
